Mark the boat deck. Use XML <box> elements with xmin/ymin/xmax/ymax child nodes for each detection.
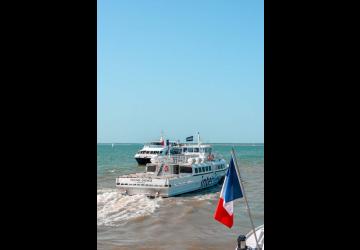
<box><xmin>118</xmin><ymin>172</ymin><xmax>181</xmax><ymax>179</ymax></box>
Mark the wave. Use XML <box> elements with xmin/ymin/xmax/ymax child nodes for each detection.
<box><xmin>97</xmin><ymin>189</ymin><xmax>160</xmax><ymax>226</ymax></box>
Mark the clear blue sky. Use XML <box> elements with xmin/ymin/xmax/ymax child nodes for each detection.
<box><xmin>97</xmin><ymin>0</ymin><xmax>263</xmax><ymax>143</ymax></box>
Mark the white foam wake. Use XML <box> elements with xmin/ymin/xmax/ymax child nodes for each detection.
<box><xmin>97</xmin><ymin>189</ymin><xmax>160</xmax><ymax>226</ymax></box>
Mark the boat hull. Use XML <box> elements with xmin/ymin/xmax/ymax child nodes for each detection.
<box><xmin>116</xmin><ymin>170</ymin><xmax>226</xmax><ymax>198</ymax></box>
<box><xmin>245</xmin><ymin>225</ymin><xmax>264</xmax><ymax>250</ymax></box>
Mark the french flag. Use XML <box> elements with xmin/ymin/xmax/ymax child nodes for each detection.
<box><xmin>214</xmin><ymin>157</ymin><xmax>243</xmax><ymax>228</ymax></box>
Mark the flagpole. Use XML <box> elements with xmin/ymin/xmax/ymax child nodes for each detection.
<box><xmin>231</xmin><ymin>147</ymin><xmax>260</xmax><ymax>249</ymax></box>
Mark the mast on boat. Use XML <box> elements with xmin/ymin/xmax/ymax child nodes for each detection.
<box><xmin>231</xmin><ymin>147</ymin><xmax>260</xmax><ymax>249</ymax></box>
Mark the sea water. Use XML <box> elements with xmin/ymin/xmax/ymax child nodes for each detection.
<box><xmin>97</xmin><ymin>143</ymin><xmax>264</xmax><ymax>250</ymax></box>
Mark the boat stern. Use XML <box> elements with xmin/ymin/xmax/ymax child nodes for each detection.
<box><xmin>116</xmin><ymin>176</ymin><xmax>170</xmax><ymax>197</ymax></box>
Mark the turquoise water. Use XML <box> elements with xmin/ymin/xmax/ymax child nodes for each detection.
<box><xmin>97</xmin><ymin>143</ymin><xmax>264</xmax><ymax>250</ymax></box>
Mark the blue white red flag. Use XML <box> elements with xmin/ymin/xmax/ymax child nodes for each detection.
<box><xmin>214</xmin><ymin>157</ymin><xmax>243</xmax><ymax>228</ymax></box>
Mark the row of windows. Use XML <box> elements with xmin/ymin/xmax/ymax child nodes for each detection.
<box><xmin>139</xmin><ymin>151</ymin><xmax>162</xmax><ymax>154</ymax></box>
<box><xmin>184</xmin><ymin>147</ymin><xmax>199</xmax><ymax>153</ymax></box>
<box><xmin>217</xmin><ymin>164</ymin><xmax>226</xmax><ymax>170</ymax></box>
<box><xmin>194</xmin><ymin>166</ymin><xmax>212</xmax><ymax>174</ymax></box>
<box><xmin>140</xmin><ymin>147</ymin><xmax>212</xmax><ymax>155</ymax></box>
<box><xmin>183</xmin><ymin>147</ymin><xmax>212</xmax><ymax>153</ymax></box>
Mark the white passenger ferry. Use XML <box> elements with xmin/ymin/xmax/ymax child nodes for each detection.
<box><xmin>134</xmin><ymin>135</ymin><xmax>179</xmax><ymax>165</ymax></box>
<box><xmin>117</xmin><ymin>137</ymin><xmax>228</xmax><ymax>197</ymax></box>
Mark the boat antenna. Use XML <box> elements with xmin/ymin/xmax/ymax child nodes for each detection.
<box><xmin>167</xmin><ymin>139</ymin><xmax>170</xmax><ymax>158</ymax></box>
<box><xmin>197</xmin><ymin>132</ymin><xmax>200</xmax><ymax>146</ymax></box>
<box><xmin>231</xmin><ymin>147</ymin><xmax>260</xmax><ymax>249</ymax></box>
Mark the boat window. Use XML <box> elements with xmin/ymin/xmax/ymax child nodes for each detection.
<box><xmin>147</xmin><ymin>165</ymin><xmax>156</xmax><ymax>172</ymax></box>
<box><xmin>183</xmin><ymin>148</ymin><xmax>187</xmax><ymax>153</ymax></box>
<box><xmin>188</xmin><ymin>148</ymin><xmax>193</xmax><ymax>153</ymax></box>
<box><xmin>180</xmin><ymin>167</ymin><xmax>192</xmax><ymax>173</ymax></box>
<box><xmin>194</xmin><ymin>148</ymin><xmax>199</xmax><ymax>152</ymax></box>
<box><xmin>195</xmin><ymin>168</ymin><xmax>198</xmax><ymax>174</ymax></box>
<box><xmin>171</xmin><ymin>148</ymin><xmax>182</xmax><ymax>155</ymax></box>
<box><xmin>209</xmin><ymin>166</ymin><xmax>211</xmax><ymax>171</ymax></box>
<box><xmin>202</xmin><ymin>167</ymin><xmax>205</xmax><ymax>172</ymax></box>
<box><xmin>159</xmin><ymin>151</ymin><xmax>163</xmax><ymax>154</ymax></box>
<box><xmin>173</xmin><ymin>165</ymin><xmax>179</xmax><ymax>174</ymax></box>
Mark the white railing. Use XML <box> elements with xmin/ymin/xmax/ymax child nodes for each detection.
<box><xmin>151</xmin><ymin>152</ymin><xmax>224</xmax><ymax>165</ymax></box>
<box><xmin>143</xmin><ymin>144</ymin><xmax>165</xmax><ymax>148</ymax></box>
<box><xmin>152</xmin><ymin>155</ymin><xmax>193</xmax><ymax>164</ymax></box>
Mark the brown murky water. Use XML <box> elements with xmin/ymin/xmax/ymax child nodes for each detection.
<box><xmin>97</xmin><ymin>144</ymin><xmax>263</xmax><ymax>250</ymax></box>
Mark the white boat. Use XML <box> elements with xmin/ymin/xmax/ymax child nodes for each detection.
<box><xmin>134</xmin><ymin>134</ymin><xmax>168</xmax><ymax>165</ymax></box>
<box><xmin>236</xmin><ymin>224</ymin><xmax>264</xmax><ymax>250</ymax></box>
<box><xmin>117</xmin><ymin>138</ymin><xmax>228</xmax><ymax>197</ymax></box>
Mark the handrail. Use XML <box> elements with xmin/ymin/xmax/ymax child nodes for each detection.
<box><xmin>143</xmin><ymin>144</ymin><xmax>165</xmax><ymax>148</ymax></box>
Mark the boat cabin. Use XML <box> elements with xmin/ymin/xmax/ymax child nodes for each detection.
<box><xmin>146</xmin><ymin>163</ymin><xmax>193</xmax><ymax>176</ymax></box>
<box><xmin>181</xmin><ymin>144</ymin><xmax>212</xmax><ymax>155</ymax></box>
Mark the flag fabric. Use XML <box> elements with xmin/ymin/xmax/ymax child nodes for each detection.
<box><xmin>186</xmin><ymin>136</ymin><xmax>193</xmax><ymax>141</ymax></box>
<box><xmin>214</xmin><ymin>157</ymin><xmax>243</xmax><ymax>228</ymax></box>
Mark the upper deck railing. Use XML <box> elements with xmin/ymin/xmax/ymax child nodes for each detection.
<box><xmin>151</xmin><ymin>152</ymin><xmax>224</xmax><ymax>165</ymax></box>
<box><xmin>143</xmin><ymin>144</ymin><xmax>165</xmax><ymax>148</ymax></box>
